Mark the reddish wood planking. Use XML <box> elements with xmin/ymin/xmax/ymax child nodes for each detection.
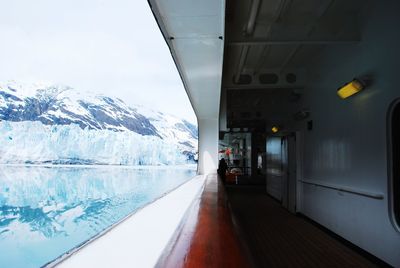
<box><xmin>157</xmin><ymin>175</ymin><xmax>250</xmax><ymax>268</ymax></box>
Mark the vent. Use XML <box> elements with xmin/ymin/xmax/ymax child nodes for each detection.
<box><xmin>286</xmin><ymin>73</ymin><xmax>297</xmax><ymax>84</ymax></box>
<box><xmin>259</xmin><ymin>73</ymin><xmax>278</xmax><ymax>84</ymax></box>
<box><xmin>233</xmin><ymin>74</ymin><xmax>252</xmax><ymax>85</ymax></box>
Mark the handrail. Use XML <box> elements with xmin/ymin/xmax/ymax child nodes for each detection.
<box><xmin>300</xmin><ymin>179</ymin><xmax>385</xmax><ymax>200</ymax></box>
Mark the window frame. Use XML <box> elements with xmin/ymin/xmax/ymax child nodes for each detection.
<box><xmin>388</xmin><ymin>98</ymin><xmax>400</xmax><ymax>232</ymax></box>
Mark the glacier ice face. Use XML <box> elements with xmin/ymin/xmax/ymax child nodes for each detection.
<box><xmin>0</xmin><ymin>81</ymin><xmax>198</xmax><ymax>164</ymax></box>
<box><xmin>0</xmin><ymin>121</ymin><xmax>190</xmax><ymax>165</ymax></box>
<box><xmin>0</xmin><ymin>81</ymin><xmax>198</xmax><ymax>140</ymax></box>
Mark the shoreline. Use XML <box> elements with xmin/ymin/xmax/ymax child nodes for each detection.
<box><xmin>0</xmin><ymin>163</ymin><xmax>198</xmax><ymax>169</ymax></box>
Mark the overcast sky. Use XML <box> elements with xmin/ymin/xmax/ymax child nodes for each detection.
<box><xmin>0</xmin><ymin>0</ymin><xmax>197</xmax><ymax>123</ymax></box>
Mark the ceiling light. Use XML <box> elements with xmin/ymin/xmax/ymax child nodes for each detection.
<box><xmin>271</xmin><ymin>126</ymin><xmax>279</xmax><ymax>133</ymax></box>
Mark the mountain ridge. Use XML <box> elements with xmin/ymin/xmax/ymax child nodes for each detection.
<box><xmin>0</xmin><ymin>81</ymin><xmax>198</xmax><ymax>163</ymax></box>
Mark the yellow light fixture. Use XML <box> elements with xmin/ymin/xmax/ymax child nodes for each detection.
<box><xmin>271</xmin><ymin>126</ymin><xmax>279</xmax><ymax>133</ymax></box>
<box><xmin>337</xmin><ymin>79</ymin><xmax>365</xmax><ymax>99</ymax></box>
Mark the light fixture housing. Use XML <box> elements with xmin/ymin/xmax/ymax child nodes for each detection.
<box><xmin>271</xmin><ymin>126</ymin><xmax>279</xmax><ymax>133</ymax></box>
<box><xmin>337</xmin><ymin>78</ymin><xmax>365</xmax><ymax>99</ymax></box>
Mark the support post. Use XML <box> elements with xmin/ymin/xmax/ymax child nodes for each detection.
<box><xmin>219</xmin><ymin>88</ymin><xmax>228</xmax><ymax>132</ymax></box>
<box><xmin>198</xmin><ymin>118</ymin><xmax>219</xmax><ymax>175</ymax></box>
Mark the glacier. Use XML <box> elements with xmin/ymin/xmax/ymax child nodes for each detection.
<box><xmin>0</xmin><ymin>121</ymin><xmax>190</xmax><ymax>165</ymax></box>
<box><xmin>0</xmin><ymin>81</ymin><xmax>198</xmax><ymax>165</ymax></box>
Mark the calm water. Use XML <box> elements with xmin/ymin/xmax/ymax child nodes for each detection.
<box><xmin>0</xmin><ymin>165</ymin><xmax>196</xmax><ymax>267</ymax></box>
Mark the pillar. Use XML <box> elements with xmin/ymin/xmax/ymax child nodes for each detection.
<box><xmin>198</xmin><ymin>118</ymin><xmax>219</xmax><ymax>175</ymax></box>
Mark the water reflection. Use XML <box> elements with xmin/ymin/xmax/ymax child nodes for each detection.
<box><xmin>0</xmin><ymin>166</ymin><xmax>196</xmax><ymax>267</ymax></box>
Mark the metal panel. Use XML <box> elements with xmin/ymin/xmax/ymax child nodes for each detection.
<box><xmin>266</xmin><ymin>137</ymin><xmax>284</xmax><ymax>201</ymax></box>
<box><xmin>172</xmin><ymin>38</ymin><xmax>224</xmax><ymax>118</ymax></box>
<box><xmin>150</xmin><ymin>0</ymin><xmax>225</xmax><ymax>120</ymax></box>
<box><xmin>299</xmin><ymin>2</ymin><xmax>400</xmax><ymax>265</ymax></box>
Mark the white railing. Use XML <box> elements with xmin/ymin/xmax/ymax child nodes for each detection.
<box><xmin>300</xmin><ymin>179</ymin><xmax>384</xmax><ymax>200</ymax></box>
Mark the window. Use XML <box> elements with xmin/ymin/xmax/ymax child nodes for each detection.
<box><xmin>389</xmin><ymin>98</ymin><xmax>400</xmax><ymax>230</ymax></box>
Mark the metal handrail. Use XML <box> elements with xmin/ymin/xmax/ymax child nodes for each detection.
<box><xmin>300</xmin><ymin>179</ymin><xmax>385</xmax><ymax>200</ymax></box>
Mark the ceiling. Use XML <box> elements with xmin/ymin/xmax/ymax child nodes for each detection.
<box><xmin>222</xmin><ymin>0</ymin><xmax>369</xmax><ymax>132</ymax></box>
<box><xmin>148</xmin><ymin>0</ymin><xmax>225</xmax><ymax>120</ymax></box>
<box><xmin>148</xmin><ymin>0</ymin><xmax>371</xmax><ymax>130</ymax></box>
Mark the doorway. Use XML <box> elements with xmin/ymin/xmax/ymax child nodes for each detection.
<box><xmin>266</xmin><ymin>134</ymin><xmax>297</xmax><ymax>213</ymax></box>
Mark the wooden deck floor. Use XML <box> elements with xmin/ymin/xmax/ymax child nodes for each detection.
<box><xmin>226</xmin><ymin>185</ymin><xmax>379</xmax><ymax>268</ymax></box>
<box><xmin>157</xmin><ymin>175</ymin><xmax>250</xmax><ymax>268</ymax></box>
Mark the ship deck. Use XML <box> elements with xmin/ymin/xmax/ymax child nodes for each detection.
<box><xmin>157</xmin><ymin>177</ymin><xmax>382</xmax><ymax>267</ymax></box>
<box><xmin>225</xmin><ymin>185</ymin><xmax>380</xmax><ymax>267</ymax></box>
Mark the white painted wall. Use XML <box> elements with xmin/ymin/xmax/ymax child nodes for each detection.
<box><xmin>198</xmin><ymin>118</ymin><xmax>219</xmax><ymax>175</ymax></box>
<box><xmin>297</xmin><ymin>1</ymin><xmax>400</xmax><ymax>266</ymax></box>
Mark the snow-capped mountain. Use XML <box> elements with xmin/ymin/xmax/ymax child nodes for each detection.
<box><xmin>0</xmin><ymin>81</ymin><xmax>198</xmax><ymax>165</ymax></box>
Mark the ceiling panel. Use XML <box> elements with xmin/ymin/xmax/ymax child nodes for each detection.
<box><xmin>165</xmin><ymin>16</ymin><xmax>222</xmax><ymax>38</ymax></box>
<box><xmin>173</xmin><ymin>38</ymin><xmax>224</xmax><ymax>118</ymax></box>
<box><xmin>149</xmin><ymin>0</ymin><xmax>225</xmax><ymax>120</ymax></box>
<box><xmin>155</xmin><ymin>0</ymin><xmax>221</xmax><ymax>17</ymax></box>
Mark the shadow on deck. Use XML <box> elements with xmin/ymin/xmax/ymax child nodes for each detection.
<box><xmin>157</xmin><ymin>178</ymin><xmax>385</xmax><ymax>268</ymax></box>
<box><xmin>225</xmin><ymin>185</ymin><xmax>381</xmax><ymax>268</ymax></box>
